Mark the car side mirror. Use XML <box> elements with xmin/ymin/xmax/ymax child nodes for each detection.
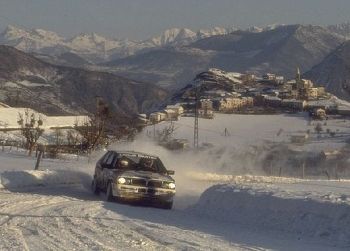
<box><xmin>167</xmin><ymin>170</ymin><xmax>175</xmax><ymax>175</ymax></box>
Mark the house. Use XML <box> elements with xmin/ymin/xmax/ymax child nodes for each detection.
<box><xmin>218</xmin><ymin>98</ymin><xmax>243</xmax><ymax>111</ymax></box>
<box><xmin>164</xmin><ymin>109</ymin><xmax>178</xmax><ymax>121</ymax></box>
<box><xmin>263</xmin><ymin>73</ymin><xmax>276</xmax><ymax>81</ymax></box>
<box><xmin>200</xmin><ymin>99</ymin><xmax>213</xmax><ymax>110</ymax></box>
<box><xmin>137</xmin><ymin>114</ymin><xmax>148</xmax><ymax>124</ymax></box>
<box><xmin>241</xmin><ymin>97</ymin><xmax>254</xmax><ymax>107</ymax></box>
<box><xmin>306</xmin><ymin>88</ymin><xmax>319</xmax><ymax>99</ymax></box>
<box><xmin>149</xmin><ymin>112</ymin><xmax>167</xmax><ymax>123</ymax></box>
<box><xmin>198</xmin><ymin>109</ymin><xmax>214</xmax><ymax>119</ymax></box>
<box><xmin>165</xmin><ymin>104</ymin><xmax>184</xmax><ymax>115</ymax></box>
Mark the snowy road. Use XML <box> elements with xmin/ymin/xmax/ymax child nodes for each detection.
<box><xmin>0</xmin><ymin>184</ymin><xmax>344</xmax><ymax>251</ymax></box>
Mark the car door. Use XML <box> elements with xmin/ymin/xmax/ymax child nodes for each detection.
<box><xmin>95</xmin><ymin>151</ymin><xmax>112</xmax><ymax>187</ymax></box>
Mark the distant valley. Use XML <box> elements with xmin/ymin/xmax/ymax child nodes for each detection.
<box><xmin>0</xmin><ymin>45</ymin><xmax>167</xmax><ymax>116</ymax></box>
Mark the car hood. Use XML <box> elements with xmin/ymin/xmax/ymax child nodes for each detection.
<box><xmin>117</xmin><ymin>170</ymin><xmax>174</xmax><ymax>182</ymax></box>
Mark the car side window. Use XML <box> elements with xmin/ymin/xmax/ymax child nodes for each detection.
<box><xmin>105</xmin><ymin>152</ymin><xmax>116</xmax><ymax>167</ymax></box>
<box><xmin>101</xmin><ymin>152</ymin><xmax>112</xmax><ymax>164</ymax></box>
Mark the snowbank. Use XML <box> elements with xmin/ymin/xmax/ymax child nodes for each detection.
<box><xmin>187</xmin><ymin>172</ymin><xmax>302</xmax><ymax>183</ymax></box>
<box><xmin>0</xmin><ymin>170</ymin><xmax>90</xmax><ymax>189</ymax></box>
<box><xmin>193</xmin><ymin>183</ymin><xmax>350</xmax><ymax>246</ymax></box>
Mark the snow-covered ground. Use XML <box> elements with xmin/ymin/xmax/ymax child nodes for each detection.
<box><xmin>0</xmin><ymin>107</ymin><xmax>87</xmax><ymax>129</ymax></box>
<box><xmin>1</xmin><ymin>113</ymin><xmax>350</xmax><ymax>250</ymax></box>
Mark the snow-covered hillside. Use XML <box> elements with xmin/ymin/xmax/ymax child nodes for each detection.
<box><xmin>0</xmin><ymin>107</ymin><xmax>87</xmax><ymax>129</ymax></box>
<box><xmin>0</xmin><ymin>106</ymin><xmax>87</xmax><ymax>145</ymax></box>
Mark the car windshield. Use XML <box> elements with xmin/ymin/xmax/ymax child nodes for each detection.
<box><xmin>114</xmin><ymin>154</ymin><xmax>168</xmax><ymax>174</ymax></box>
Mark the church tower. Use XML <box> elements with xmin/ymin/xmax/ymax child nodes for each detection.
<box><xmin>296</xmin><ymin>67</ymin><xmax>301</xmax><ymax>82</ymax></box>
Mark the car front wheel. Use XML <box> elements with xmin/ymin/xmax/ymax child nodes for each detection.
<box><xmin>159</xmin><ymin>200</ymin><xmax>173</xmax><ymax>210</ymax></box>
<box><xmin>91</xmin><ymin>177</ymin><xmax>100</xmax><ymax>195</ymax></box>
<box><xmin>106</xmin><ymin>182</ymin><xmax>115</xmax><ymax>202</ymax></box>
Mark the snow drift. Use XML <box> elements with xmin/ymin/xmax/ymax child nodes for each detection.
<box><xmin>192</xmin><ymin>182</ymin><xmax>350</xmax><ymax>246</ymax></box>
<box><xmin>0</xmin><ymin>170</ymin><xmax>91</xmax><ymax>189</ymax></box>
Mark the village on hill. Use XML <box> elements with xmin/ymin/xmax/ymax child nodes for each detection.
<box><xmin>145</xmin><ymin>67</ymin><xmax>350</xmax><ymax>124</ymax></box>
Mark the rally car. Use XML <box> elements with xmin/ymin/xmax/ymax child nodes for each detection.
<box><xmin>91</xmin><ymin>150</ymin><xmax>176</xmax><ymax>209</ymax></box>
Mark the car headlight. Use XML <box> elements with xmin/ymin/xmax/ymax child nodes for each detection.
<box><xmin>118</xmin><ymin>177</ymin><xmax>131</xmax><ymax>185</ymax></box>
<box><xmin>118</xmin><ymin>177</ymin><xmax>126</xmax><ymax>184</ymax></box>
<box><xmin>168</xmin><ymin>182</ymin><xmax>176</xmax><ymax>189</ymax></box>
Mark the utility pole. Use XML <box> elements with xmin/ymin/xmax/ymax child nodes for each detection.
<box><xmin>153</xmin><ymin>123</ymin><xmax>156</xmax><ymax>139</ymax></box>
<box><xmin>194</xmin><ymin>85</ymin><xmax>200</xmax><ymax>149</ymax></box>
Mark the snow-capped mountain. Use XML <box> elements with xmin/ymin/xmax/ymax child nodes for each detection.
<box><xmin>0</xmin><ymin>25</ymin><xmax>65</xmax><ymax>52</ymax></box>
<box><xmin>149</xmin><ymin>28</ymin><xmax>197</xmax><ymax>46</ymax></box>
<box><xmin>245</xmin><ymin>24</ymin><xmax>285</xmax><ymax>33</ymax></box>
<box><xmin>0</xmin><ymin>25</ymin><xmax>235</xmax><ymax>63</ymax></box>
<box><xmin>147</xmin><ymin>27</ymin><xmax>232</xmax><ymax>47</ymax></box>
<box><xmin>108</xmin><ymin>24</ymin><xmax>345</xmax><ymax>90</ymax></box>
<box><xmin>327</xmin><ymin>22</ymin><xmax>350</xmax><ymax>39</ymax></box>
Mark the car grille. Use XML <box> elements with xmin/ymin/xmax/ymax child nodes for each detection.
<box><xmin>131</xmin><ymin>178</ymin><xmax>147</xmax><ymax>186</ymax></box>
<box><xmin>148</xmin><ymin>180</ymin><xmax>163</xmax><ymax>188</ymax></box>
<box><xmin>129</xmin><ymin>178</ymin><xmax>164</xmax><ymax>188</ymax></box>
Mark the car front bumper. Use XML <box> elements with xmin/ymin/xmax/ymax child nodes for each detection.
<box><xmin>112</xmin><ymin>183</ymin><xmax>175</xmax><ymax>202</ymax></box>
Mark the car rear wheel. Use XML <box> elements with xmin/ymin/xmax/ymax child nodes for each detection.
<box><xmin>91</xmin><ymin>177</ymin><xmax>100</xmax><ymax>195</ymax></box>
<box><xmin>106</xmin><ymin>182</ymin><xmax>114</xmax><ymax>202</ymax></box>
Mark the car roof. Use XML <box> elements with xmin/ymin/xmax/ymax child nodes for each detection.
<box><xmin>109</xmin><ymin>150</ymin><xmax>159</xmax><ymax>159</ymax></box>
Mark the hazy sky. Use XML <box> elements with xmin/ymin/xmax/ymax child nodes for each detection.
<box><xmin>0</xmin><ymin>0</ymin><xmax>350</xmax><ymax>40</ymax></box>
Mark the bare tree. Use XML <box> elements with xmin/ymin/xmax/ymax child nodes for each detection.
<box><xmin>66</xmin><ymin>129</ymin><xmax>81</xmax><ymax>146</ymax></box>
<box><xmin>74</xmin><ymin>101</ymin><xmax>110</xmax><ymax>153</ymax></box>
<box><xmin>17</xmin><ymin>110</ymin><xmax>44</xmax><ymax>156</ymax></box>
<box><xmin>157</xmin><ymin>122</ymin><xmax>177</xmax><ymax>143</ymax></box>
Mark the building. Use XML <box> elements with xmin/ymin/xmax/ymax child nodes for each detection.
<box><xmin>281</xmin><ymin>99</ymin><xmax>307</xmax><ymax>110</ymax></box>
<box><xmin>263</xmin><ymin>73</ymin><xmax>276</xmax><ymax>81</ymax></box>
<box><xmin>307</xmin><ymin>100</ymin><xmax>337</xmax><ymax>112</ymax></box>
<box><xmin>137</xmin><ymin>114</ymin><xmax>148</xmax><ymax>124</ymax></box>
<box><xmin>165</xmin><ymin>104</ymin><xmax>184</xmax><ymax>115</ymax></box>
<box><xmin>307</xmin><ymin>88</ymin><xmax>318</xmax><ymax>99</ymax></box>
<box><xmin>262</xmin><ymin>73</ymin><xmax>284</xmax><ymax>84</ymax></box>
<box><xmin>241</xmin><ymin>73</ymin><xmax>256</xmax><ymax>83</ymax></box>
<box><xmin>264</xmin><ymin>96</ymin><xmax>282</xmax><ymax>107</ymax></box>
<box><xmin>242</xmin><ymin>97</ymin><xmax>254</xmax><ymax>107</ymax></box>
<box><xmin>163</xmin><ymin>109</ymin><xmax>179</xmax><ymax>121</ymax></box>
<box><xmin>149</xmin><ymin>112</ymin><xmax>167</xmax><ymax>123</ymax></box>
<box><xmin>198</xmin><ymin>109</ymin><xmax>214</xmax><ymax>119</ymax></box>
<box><xmin>200</xmin><ymin>99</ymin><xmax>213</xmax><ymax>110</ymax></box>
<box><xmin>218</xmin><ymin>98</ymin><xmax>242</xmax><ymax>111</ymax></box>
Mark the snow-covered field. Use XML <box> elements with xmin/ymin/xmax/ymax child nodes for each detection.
<box><xmin>0</xmin><ymin>107</ymin><xmax>87</xmax><ymax>129</ymax></box>
<box><xmin>1</xmin><ymin>113</ymin><xmax>350</xmax><ymax>250</ymax></box>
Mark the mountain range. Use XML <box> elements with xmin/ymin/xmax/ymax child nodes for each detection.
<box><xmin>3</xmin><ymin>23</ymin><xmax>350</xmax><ymax>103</ymax></box>
<box><xmin>0</xmin><ymin>45</ymin><xmax>167</xmax><ymax>116</ymax></box>
<box><xmin>0</xmin><ymin>25</ymin><xmax>234</xmax><ymax>64</ymax></box>
<box><xmin>106</xmin><ymin>24</ymin><xmax>345</xmax><ymax>89</ymax></box>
